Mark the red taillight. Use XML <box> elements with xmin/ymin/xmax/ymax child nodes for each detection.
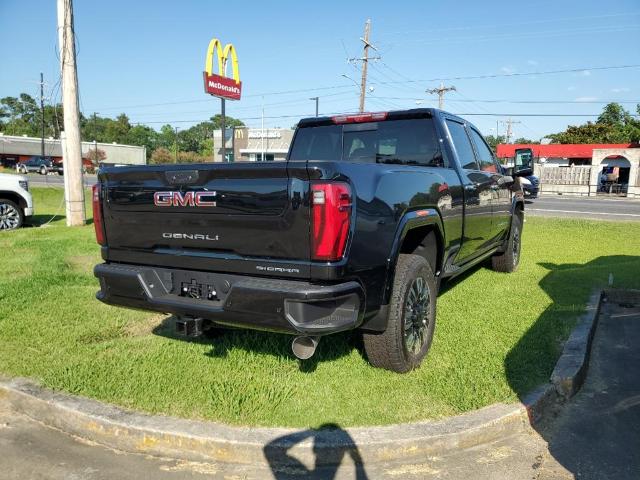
<box><xmin>310</xmin><ymin>182</ymin><xmax>352</xmax><ymax>261</ymax></box>
<box><xmin>331</xmin><ymin>112</ymin><xmax>388</xmax><ymax>124</ymax></box>
<box><xmin>92</xmin><ymin>184</ymin><xmax>106</xmax><ymax>245</ymax></box>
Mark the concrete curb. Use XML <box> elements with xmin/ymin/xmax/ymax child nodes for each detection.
<box><xmin>1</xmin><ymin>378</ymin><xmax>530</xmax><ymax>466</ymax></box>
<box><xmin>550</xmin><ymin>290</ymin><xmax>602</xmax><ymax>400</ymax></box>
<box><xmin>0</xmin><ymin>291</ymin><xmax>605</xmax><ymax>466</ymax></box>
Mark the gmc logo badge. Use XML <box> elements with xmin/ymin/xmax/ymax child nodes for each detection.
<box><xmin>153</xmin><ymin>191</ymin><xmax>217</xmax><ymax>207</ymax></box>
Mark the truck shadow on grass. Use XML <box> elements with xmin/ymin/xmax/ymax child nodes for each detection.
<box><xmin>152</xmin><ymin>317</ymin><xmax>363</xmax><ymax>373</ymax></box>
<box><xmin>505</xmin><ymin>254</ymin><xmax>640</xmax><ymax>479</ymax></box>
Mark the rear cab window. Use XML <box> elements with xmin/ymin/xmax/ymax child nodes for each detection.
<box><xmin>289</xmin><ymin>118</ymin><xmax>444</xmax><ymax>167</ymax></box>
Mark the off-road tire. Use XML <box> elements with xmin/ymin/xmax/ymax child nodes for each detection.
<box><xmin>491</xmin><ymin>213</ymin><xmax>522</xmax><ymax>273</ymax></box>
<box><xmin>0</xmin><ymin>199</ymin><xmax>24</xmax><ymax>230</ymax></box>
<box><xmin>39</xmin><ymin>166</ymin><xmax>47</xmax><ymax>175</ymax></box>
<box><xmin>363</xmin><ymin>254</ymin><xmax>437</xmax><ymax>373</ymax></box>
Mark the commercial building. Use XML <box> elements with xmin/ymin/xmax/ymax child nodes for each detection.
<box><xmin>0</xmin><ymin>133</ymin><xmax>147</xmax><ymax>168</ymax></box>
<box><xmin>212</xmin><ymin>128</ymin><xmax>294</xmax><ymax>162</ymax></box>
<box><xmin>497</xmin><ymin>143</ymin><xmax>640</xmax><ymax>197</ymax></box>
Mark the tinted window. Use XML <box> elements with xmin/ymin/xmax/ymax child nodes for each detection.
<box><xmin>446</xmin><ymin>120</ymin><xmax>478</xmax><ymax>170</ymax></box>
<box><xmin>289</xmin><ymin>125</ymin><xmax>342</xmax><ymax>161</ymax></box>
<box><xmin>469</xmin><ymin>128</ymin><xmax>498</xmax><ymax>173</ymax></box>
<box><xmin>289</xmin><ymin>119</ymin><xmax>442</xmax><ymax>166</ymax></box>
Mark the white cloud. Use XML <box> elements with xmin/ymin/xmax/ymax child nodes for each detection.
<box><xmin>578</xmin><ymin>70</ymin><xmax>591</xmax><ymax>77</ymax></box>
<box><xmin>574</xmin><ymin>96</ymin><xmax>598</xmax><ymax>102</ymax></box>
<box><xmin>567</xmin><ymin>86</ymin><xmax>577</xmax><ymax>91</ymax></box>
<box><xmin>527</xmin><ymin>60</ymin><xmax>538</xmax><ymax>66</ymax></box>
<box><xmin>500</xmin><ymin>66</ymin><xmax>516</xmax><ymax>74</ymax></box>
<box><xmin>611</xmin><ymin>87</ymin><xmax>630</xmax><ymax>93</ymax></box>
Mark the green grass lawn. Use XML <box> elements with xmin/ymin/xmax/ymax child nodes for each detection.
<box><xmin>1</xmin><ymin>187</ymin><xmax>639</xmax><ymax>428</ymax></box>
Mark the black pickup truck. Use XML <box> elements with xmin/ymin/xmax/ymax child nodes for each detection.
<box><xmin>93</xmin><ymin>109</ymin><xmax>532</xmax><ymax>373</ymax></box>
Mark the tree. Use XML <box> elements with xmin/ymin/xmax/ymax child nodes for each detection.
<box><xmin>513</xmin><ymin>137</ymin><xmax>539</xmax><ymax>144</ymax></box>
<box><xmin>485</xmin><ymin>135</ymin><xmax>506</xmax><ymax>150</ymax></box>
<box><xmin>104</xmin><ymin>113</ymin><xmax>132</xmax><ymax>144</ymax></box>
<box><xmin>150</xmin><ymin>147</ymin><xmax>173</xmax><ymax>164</ymax></box>
<box><xmin>0</xmin><ymin>91</ymin><xmax>248</xmax><ymax>161</ymax></box>
<box><xmin>126</xmin><ymin>125</ymin><xmax>157</xmax><ymax>159</ymax></box>
<box><xmin>549</xmin><ymin>103</ymin><xmax>640</xmax><ymax>144</ymax></box>
<box><xmin>85</xmin><ymin>147</ymin><xmax>107</xmax><ymax>164</ymax></box>
<box><xmin>597</xmin><ymin>103</ymin><xmax>631</xmax><ymax>125</ymax></box>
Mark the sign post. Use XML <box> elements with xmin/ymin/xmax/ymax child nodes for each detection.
<box><xmin>203</xmin><ymin>38</ymin><xmax>242</xmax><ymax>162</ymax></box>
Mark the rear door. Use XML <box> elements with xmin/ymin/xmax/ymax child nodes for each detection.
<box><xmin>444</xmin><ymin>118</ymin><xmax>494</xmax><ymax>262</ymax></box>
<box><xmin>101</xmin><ymin>162</ymin><xmax>310</xmax><ymax>273</ymax></box>
<box><xmin>467</xmin><ymin>127</ymin><xmax>511</xmax><ymax>241</ymax></box>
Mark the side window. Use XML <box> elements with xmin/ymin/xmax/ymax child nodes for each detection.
<box><xmin>446</xmin><ymin>120</ymin><xmax>478</xmax><ymax>170</ymax></box>
<box><xmin>469</xmin><ymin>128</ymin><xmax>498</xmax><ymax>173</ymax></box>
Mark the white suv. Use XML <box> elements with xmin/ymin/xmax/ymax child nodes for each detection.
<box><xmin>0</xmin><ymin>172</ymin><xmax>34</xmax><ymax>230</ymax></box>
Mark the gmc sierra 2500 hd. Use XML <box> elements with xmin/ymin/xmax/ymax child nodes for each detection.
<box><xmin>93</xmin><ymin>109</ymin><xmax>532</xmax><ymax>373</ymax></box>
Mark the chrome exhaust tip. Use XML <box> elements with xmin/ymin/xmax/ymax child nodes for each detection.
<box><xmin>291</xmin><ymin>336</ymin><xmax>319</xmax><ymax>360</ymax></box>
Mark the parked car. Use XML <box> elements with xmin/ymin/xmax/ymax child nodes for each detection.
<box><xmin>93</xmin><ymin>108</ymin><xmax>531</xmax><ymax>373</ymax></box>
<box><xmin>519</xmin><ymin>174</ymin><xmax>539</xmax><ymax>199</ymax></box>
<box><xmin>17</xmin><ymin>156</ymin><xmax>64</xmax><ymax>175</ymax></box>
<box><xmin>0</xmin><ymin>172</ymin><xmax>33</xmax><ymax>230</ymax></box>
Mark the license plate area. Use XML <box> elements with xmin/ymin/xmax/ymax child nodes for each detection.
<box><xmin>172</xmin><ymin>271</ymin><xmax>219</xmax><ymax>301</ymax></box>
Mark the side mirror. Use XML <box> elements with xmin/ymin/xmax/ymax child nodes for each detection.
<box><xmin>514</xmin><ymin>148</ymin><xmax>533</xmax><ymax>177</ymax></box>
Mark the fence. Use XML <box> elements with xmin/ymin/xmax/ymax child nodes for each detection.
<box><xmin>535</xmin><ymin>165</ymin><xmax>592</xmax><ymax>196</ymax></box>
<box><xmin>538</xmin><ymin>166</ymin><xmax>591</xmax><ymax>185</ymax></box>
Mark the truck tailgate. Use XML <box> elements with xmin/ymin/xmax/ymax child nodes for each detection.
<box><xmin>100</xmin><ymin>163</ymin><xmax>310</xmax><ymax>274</ymax></box>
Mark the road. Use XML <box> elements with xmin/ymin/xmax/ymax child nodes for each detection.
<box><xmin>25</xmin><ymin>172</ymin><xmax>97</xmax><ymax>188</ymax></box>
<box><xmin>528</xmin><ymin>195</ymin><xmax>640</xmax><ymax>221</ymax></box>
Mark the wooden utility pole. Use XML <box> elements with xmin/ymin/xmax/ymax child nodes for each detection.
<box><xmin>501</xmin><ymin>118</ymin><xmax>522</xmax><ymax>144</ymax></box>
<box><xmin>348</xmin><ymin>20</ymin><xmax>380</xmax><ymax>113</ymax></box>
<box><xmin>358</xmin><ymin>20</ymin><xmax>373</xmax><ymax>113</ymax></box>
<box><xmin>40</xmin><ymin>73</ymin><xmax>45</xmax><ymax>158</ymax></box>
<box><xmin>358</xmin><ymin>19</ymin><xmax>371</xmax><ymax>113</ymax></box>
<box><xmin>426</xmin><ymin>82</ymin><xmax>457</xmax><ymax>109</ymax></box>
<box><xmin>57</xmin><ymin>0</ymin><xmax>85</xmax><ymax>226</ymax></box>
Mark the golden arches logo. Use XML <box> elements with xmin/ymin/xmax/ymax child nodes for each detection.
<box><xmin>203</xmin><ymin>38</ymin><xmax>242</xmax><ymax>100</ymax></box>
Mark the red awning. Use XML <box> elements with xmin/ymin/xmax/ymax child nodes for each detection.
<box><xmin>496</xmin><ymin>143</ymin><xmax>638</xmax><ymax>159</ymax></box>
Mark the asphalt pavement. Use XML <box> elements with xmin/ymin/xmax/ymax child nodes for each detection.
<box><xmin>528</xmin><ymin>195</ymin><xmax>640</xmax><ymax>221</ymax></box>
<box><xmin>25</xmin><ymin>172</ymin><xmax>97</xmax><ymax>188</ymax></box>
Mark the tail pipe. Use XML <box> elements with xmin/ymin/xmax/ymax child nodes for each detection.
<box><xmin>291</xmin><ymin>336</ymin><xmax>320</xmax><ymax>360</ymax></box>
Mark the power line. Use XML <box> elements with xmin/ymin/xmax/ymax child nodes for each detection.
<box><xmin>370</xmin><ymin>97</ymin><xmax>640</xmax><ymax>104</ymax></box>
<box><xmin>369</xmin><ymin>64</ymin><xmax>640</xmax><ymax>86</ymax></box>
<box><xmin>86</xmin><ymin>63</ymin><xmax>640</xmax><ymax>113</ymax></box>
<box><xmin>132</xmin><ymin>111</ymin><xmax>640</xmax><ymax>125</ymax></box>
<box><xmin>375</xmin><ymin>12</ymin><xmax>640</xmax><ymax>37</ymax></box>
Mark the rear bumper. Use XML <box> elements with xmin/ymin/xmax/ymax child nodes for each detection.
<box><xmin>94</xmin><ymin>263</ymin><xmax>364</xmax><ymax>335</ymax></box>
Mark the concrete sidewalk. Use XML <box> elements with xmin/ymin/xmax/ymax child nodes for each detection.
<box><xmin>0</xmin><ymin>398</ymin><xmax>551</xmax><ymax>480</ymax></box>
<box><xmin>535</xmin><ymin>298</ymin><xmax>640</xmax><ymax>479</ymax></box>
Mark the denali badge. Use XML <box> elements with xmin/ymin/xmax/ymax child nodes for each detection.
<box><xmin>154</xmin><ymin>191</ymin><xmax>217</xmax><ymax>207</ymax></box>
<box><xmin>162</xmin><ymin>233</ymin><xmax>219</xmax><ymax>241</ymax></box>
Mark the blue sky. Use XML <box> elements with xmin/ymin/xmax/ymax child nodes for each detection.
<box><xmin>1</xmin><ymin>0</ymin><xmax>639</xmax><ymax>140</ymax></box>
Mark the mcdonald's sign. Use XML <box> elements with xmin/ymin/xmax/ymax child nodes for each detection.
<box><xmin>203</xmin><ymin>38</ymin><xmax>242</xmax><ymax>100</ymax></box>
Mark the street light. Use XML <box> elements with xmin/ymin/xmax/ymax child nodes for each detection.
<box><xmin>341</xmin><ymin>74</ymin><xmax>360</xmax><ymax>88</ymax></box>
